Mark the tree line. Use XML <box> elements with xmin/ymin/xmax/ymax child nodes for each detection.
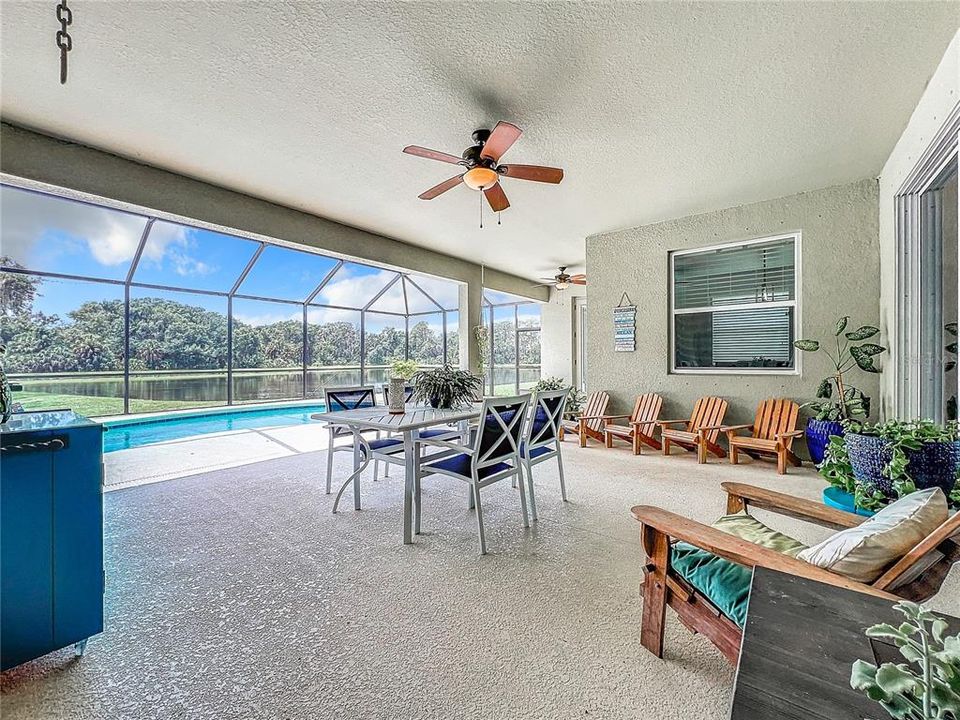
<box><xmin>0</xmin><ymin>268</ymin><xmax>539</xmax><ymax>374</ymax></box>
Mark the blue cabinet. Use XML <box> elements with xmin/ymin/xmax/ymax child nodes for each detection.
<box><xmin>1</xmin><ymin>411</ymin><xmax>104</xmax><ymax>671</ymax></box>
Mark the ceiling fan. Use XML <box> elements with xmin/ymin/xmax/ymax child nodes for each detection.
<box><xmin>402</xmin><ymin>121</ymin><xmax>564</xmax><ymax>212</ymax></box>
<box><xmin>534</xmin><ymin>266</ymin><xmax>586</xmax><ymax>290</ymax></box>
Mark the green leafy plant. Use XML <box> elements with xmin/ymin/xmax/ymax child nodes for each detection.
<box><xmin>473</xmin><ymin>324</ymin><xmax>489</xmax><ymax>375</ymax></box>
<box><xmin>389</xmin><ymin>359</ymin><xmax>419</xmax><ymax>380</ymax></box>
<box><xmin>0</xmin><ymin>343</ymin><xmax>11</xmax><ymax>423</ymax></box>
<box><xmin>820</xmin><ymin>419</ymin><xmax>960</xmax><ymax>511</ymax></box>
<box><xmin>946</xmin><ymin>322</ymin><xmax>957</xmax><ymax>422</ymax></box>
<box><xmin>851</xmin><ymin>600</ymin><xmax>960</xmax><ymax>719</ymax></box>
<box><xmin>530</xmin><ymin>376</ymin><xmax>586</xmax><ymax>417</ymax></box>
<box><xmin>411</xmin><ymin>365</ymin><xmax>483</xmax><ymax>409</ymax></box>
<box><xmin>794</xmin><ymin>316</ymin><xmax>886</xmax><ymax>421</ymax></box>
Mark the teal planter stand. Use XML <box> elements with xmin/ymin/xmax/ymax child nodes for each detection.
<box><xmin>822</xmin><ymin>486</ymin><xmax>875</xmax><ymax>517</ymax></box>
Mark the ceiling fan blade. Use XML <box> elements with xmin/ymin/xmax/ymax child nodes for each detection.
<box><xmin>403</xmin><ymin>145</ymin><xmax>464</xmax><ymax>165</ymax></box>
<box><xmin>568</xmin><ymin>274</ymin><xmax>586</xmax><ymax>280</ymax></box>
<box><xmin>570</xmin><ymin>277</ymin><xmax>587</xmax><ymax>285</ymax></box>
<box><xmin>480</xmin><ymin>122</ymin><xmax>522</xmax><ymax>162</ymax></box>
<box><xmin>499</xmin><ymin>164</ymin><xmax>564</xmax><ymax>184</ymax></box>
<box><xmin>418</xmin><ymin>174</ymin><xmax>464</xmax><ymax>200</ymax></box>
<box><xmin>484</xmin><ymin>183</ymin><xmax>510</xmax><ymax>212</ymax></box>
<box><xmin>530</xmin><ymin>282</ymin><xmax>555</xmax><ymax>288</ymax></box>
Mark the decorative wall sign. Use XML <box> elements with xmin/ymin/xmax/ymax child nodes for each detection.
<box><xmin>614</xmin><ymin>292</ymin><xmax>636</xmax><ymax>352</ymax></box>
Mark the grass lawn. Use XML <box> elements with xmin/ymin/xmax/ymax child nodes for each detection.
<box><xmin>15</xmin><ymin>391</ymin><xmax>220</xmax><ymax>419</ymax></box>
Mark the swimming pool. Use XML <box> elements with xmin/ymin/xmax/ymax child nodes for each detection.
<box><xmin>103</xmin><ymin>403</ymin><xmax>327</xmax><ymax>452</ymax></box>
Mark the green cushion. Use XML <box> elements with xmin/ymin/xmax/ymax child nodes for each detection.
<box><xmin>669</xmin><ymin>514</ymin><xmax>807</xmax><ymax>628</ymax></box>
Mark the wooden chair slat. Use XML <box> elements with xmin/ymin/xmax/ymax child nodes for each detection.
<box><xmin>728</xmin><ymin>398</ymin><xmax>801</xmax><ymax>474</ymax></box>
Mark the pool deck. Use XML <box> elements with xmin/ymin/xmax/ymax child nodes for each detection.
<box><xmin>105</xmin><ymin>422</ymin><xmax>333</xmax><ymax>491</ymax></box>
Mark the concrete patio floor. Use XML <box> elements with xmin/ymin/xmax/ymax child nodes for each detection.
<box><xmin>5</xmin><ymin>427</ymin><xmax>959</xmax><ymax>720</ymax></box>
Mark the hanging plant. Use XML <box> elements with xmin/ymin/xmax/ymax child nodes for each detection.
<box><xmin>474</xmin><ymin>324</ymin><xmax>489</xmax><ymax>375</ymax></box>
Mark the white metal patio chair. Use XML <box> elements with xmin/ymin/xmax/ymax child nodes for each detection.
<box><xmin>518</xmin><ymin>388</ymin><xmax>569</xmax><ymax>521</ymax></box>
<box><xmin>323</xmin><ymin>386</ymin><xmax>382</xmax><ymax>494</ymax></box>
<box><xmin>414</xmin><ymin>394</ymin><xmax>531</xmax><ymax>555</ymax></box>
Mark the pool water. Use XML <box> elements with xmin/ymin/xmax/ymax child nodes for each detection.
<box><xmin>103</xmin><ymin>404</ymin><xmax>326</xmax><ymax>452</ymax></box>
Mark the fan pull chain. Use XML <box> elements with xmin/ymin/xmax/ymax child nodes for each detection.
<box><xmin>479</xmin><ymin>191</ymin><xmax>483</xmax><ymax>229</ymax></box>
<box><xmin>498</xmin><ymin>211</ymin><xmax>501</xmax><ymax>226</ymax></box>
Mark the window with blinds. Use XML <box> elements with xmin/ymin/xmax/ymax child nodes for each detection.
<box><xmin>670</xmin><ymin>234</ymin><xmax>799</xmax><ymax>373</ymax></box>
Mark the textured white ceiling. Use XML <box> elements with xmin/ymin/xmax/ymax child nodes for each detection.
<box><xmin>1</xmin><ymin>2</ymin><xmax>956</xmax><ymax>280</ymax></box>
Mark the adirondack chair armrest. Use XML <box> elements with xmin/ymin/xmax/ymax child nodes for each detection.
<box><xmin>600</xmin><ymin>414</ymin><xmax>632</xmax><ymax>421</ymax></box>
<box><xmin>775</xmin><ymin>430</ymin><xmax>805</xmax><ymax>440</ymax></box>
<box><xmin>718</xmin><ymin>423</ymin><xmax>753</xmax><ymax>434</ymax></box>
<box><xmin>721</xmin><ymin>482</ymin><xmax>863</xmax><ymax>530</ymax></box>
<box><xmin>577</xmin><ymin>414</ymin><xmax>609</xmax><ymax>421</ymax></box>
<box><xmin>630</xmin><ymin>505</ymin><xmax>896</xmax><ymax>600</ymax></box>
<box><xmin>657</xmin><ymin>419</ymin><xmax>689</xmax><ymax>428</ymax></box>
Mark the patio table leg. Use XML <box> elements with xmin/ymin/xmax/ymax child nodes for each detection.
<box><xmin>403</xmin><ymin>430</ymin><xmax>416</xmax><ymax>544</ymax></box>
<box><xmin>352</xmin><ymin>427</ymin><xmax>362</xmax><ymax>511</ymax></box>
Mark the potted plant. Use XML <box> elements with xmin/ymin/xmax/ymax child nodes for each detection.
<box><xmin>411</xmin><ymin>365</ymin><xmax>483</xmax><ymax>410</ymax></box>
<box><xmin>851</xmin><ymin>600</ymin><xmax>960</xmax><ymax>719</ymax></box>
<box><xmin>793</xmin><ymin>316</ymin><xmax>886</xmax><ymax>464</ymax></box>
<box><xmin>530</xmin><ymin>376</ymin><xmax>585</xmax><ymax>419</ymax></box>
<box><xmin>822</xmin><ymin>419</ymin><xmax>960</xmax><ymax>512</ymax></box>
<box><xmin>387</xmin><ymin>359</ymin><xmax>419</xmax><ymax>414</ymax></box>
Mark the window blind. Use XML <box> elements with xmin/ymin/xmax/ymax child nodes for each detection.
<box><xmin>674</xmin><ymin>238</ymin><xmax>795</xmax><ymax>310</ymax></box>
<box><xmin>671</xmin><ymin>235</ymin><xmax>798</xmax><ymax>372</ymax></box>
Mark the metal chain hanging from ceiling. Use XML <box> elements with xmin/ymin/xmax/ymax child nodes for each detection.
<box><xmin>56</xmin><ymin>0</ymin><xmax>72</xmax><ymax>84</ymax></box>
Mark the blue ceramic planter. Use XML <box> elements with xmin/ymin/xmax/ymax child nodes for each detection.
<box><xmin>805</xmin><ymin>418</ymin><xmax>845</xmax><ymax>465</ymax></box>
<box><xmin>845</xmin><ymin>432</ymin><xmax>960</xmax><ymax>498</ymax></box>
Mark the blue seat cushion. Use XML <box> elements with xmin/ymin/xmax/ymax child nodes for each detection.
<box><xmin>425</xmin><ymin>452</ymin><xmax>513</xmax><ymax>479</ymax></box>
<box><xmin>366</xmin><ymin>437</ymin><xmax>404</xmax><ymax>453</ymax></box>
<box><xmin>520</xmin><ymin>442</ymin><xmax>553</xmax><ymax>460</ymax></box>
<box><xmin>419</xmin><ymin>428</ymin><xmax>453</xmax><ymax>439</ymax></box>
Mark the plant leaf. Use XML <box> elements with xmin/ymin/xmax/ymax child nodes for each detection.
<box><xmin>851</xmin><ymin>345</ymin><xmax>880</xmax><ymax>373</ymax></box>
<box><xmin>816</xmin><ymin>377</ymin><xmax>834</xmax><ymax>399</ymax></box>
<box><xmin>835</xmin><ymin>316</ymin><xmax>849</xmax><ymax>336</ymax></box>
<box><xmin>874</xmin><ymin>663</ymin><xmax>920</xmax><ymax>694</ymax></box>
<box><xmin>794</xmin><ymin>339</ymin><xmax>820</xmax><ymax>352</ymax></box>
<box><xmin>946</xmin><ymin>322</ymin><xmax>958</xmax><ymax>337</ymax></box>
<box><xmin>857</xmin><ymin>343</ymin><xmax>886</xmax><ymax>357</ymax></box>
<box><xmin>845</xmin><ymin>325</ymin><xmax>880</xmax><ymax>341</ymax></box>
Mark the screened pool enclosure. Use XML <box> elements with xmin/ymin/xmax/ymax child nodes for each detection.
<box><xmin>0</xmin><ymin>184</ymin><xmax>545</xmax><ymax>417</ymax></box>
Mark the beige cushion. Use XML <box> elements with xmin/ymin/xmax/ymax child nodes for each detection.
<box><xmin>712</xmin><ymin>513</ymin><xmax>808</xmax><ymax>558</ymax></box>
<box><xmin>797</xmin><ymin>488</ymin><xmax>948</xmax><ymax>583</ymax></box>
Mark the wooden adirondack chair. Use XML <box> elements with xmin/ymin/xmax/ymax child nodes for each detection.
<box><xmin>719</xmin><ymin>398</ymin><xmax>803</xmax><ymax>475</ymax></box>
<box><xmin>657</xmin><ymin>396</ymin><xmax>728</xmax><ymax>463</ymax></box>
<box><xmin>603</xmin><ymin>393</ymin><xmax>663</xmax><ymax>454</ymax></box>
<box><xmin>632</xmin><ymin>482</ymin><xmax>960</xmax><ymax>664</ymax></box>
<box><xmin>560</xmin><ymin>390</ymin><xmax>610</xmax><ymax>447</ymax></box>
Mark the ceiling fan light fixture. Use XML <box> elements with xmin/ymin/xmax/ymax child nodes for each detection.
<box><xmin>462</xmin><ymin>166</ymin><xmax>499</xmax><ymax>190</ymax></box>
<box><xmin>555</xmin><ymin>280</ymin><xmax>570</xmax><ymax>290</ymax></box>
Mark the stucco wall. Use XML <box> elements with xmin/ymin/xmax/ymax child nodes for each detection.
<box><xmin>0</xmin><ymin>123</ymin><xmax>547</xmax><ymax>372</ymax></box>
<box><xmin>540</xmin><ymin>285</ymin><xmax>586</xmax><ymax>385</ymax></box>
<box><xmin>878</xmin><ymin>30</ymin><xmax>959</xmax><ymax>418</ymax></box>
<box><xmin>585</xmin><ymin>179</ymin><xmax>880</xmax><ymax>437</ymax></box>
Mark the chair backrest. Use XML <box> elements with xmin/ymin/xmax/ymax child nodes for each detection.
<box><xmin>324</xmin><ymin>386</ymin><xmax>377</xmax><ymax>412</ymax></box>
<box><xmin>873</xmin><ymin>512</ymin><xmax>960</xmax><ymax>600</ymax></box>
<box><xmin>526</xmin><ymin>388</ymin><xmax>569</xmax><ymax>449</ymax></box>
<box><xmin>752</xmin><ymin>398</ymin><xmax>800</xmax><ymax>446</ymax></box>
<box><xmin>582</xmin><ymin>391</ymin><xmax>610</xmax><ymax>434</ymax></box>
<box><xmin>630</xmin><ymin>393</ymin><xmax>663</xmax><ymax>434</ymax></box>
<box><xmin>473</xmin><ymin>394</ymin><xmax>531</xmax><ymax>470</ymax></box>
<box><xmin>688</xmin><ymin>396</ymin><xmax>728</xmax><ymax>443</ymax></box>
<box><xmin>382</xmin><ymin>385</ymin><xmax>415</xmax><ymax>405</ymax></box>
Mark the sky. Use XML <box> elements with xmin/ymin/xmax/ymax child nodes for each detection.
<box><xmin>1</xmin><ymin>185</ymin><xmax>467</xmax><ymax>322</ymax></box>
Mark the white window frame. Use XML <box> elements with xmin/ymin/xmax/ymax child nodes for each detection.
<box><xmin>669</xmin><ymin>231</ymin><xmax>802</xmax><ymax>376</ymax></box>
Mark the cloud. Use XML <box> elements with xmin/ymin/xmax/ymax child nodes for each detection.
<box><xmin>234</xmin><ymin>308</ymin><xmax>302</xmax><ymax>327</ymax></box>
<box><xmin>0</xmin><ymin>188</ymin><xmax>217</xmax><ymax>278</ymax></box>
<box><xmin>313</xmin><ymin>266</ymin><xmax>398</xmax><ymax>310</ymax></box>
<box><xmin>1</xmin><ymin>186</ymin><xmax>146</xmax><ymax>267</ymax></box>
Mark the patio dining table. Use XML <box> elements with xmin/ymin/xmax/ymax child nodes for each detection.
<box><xmin>316</xmin><ymin>405</ymin><xmax>481</xmax><ymax>544</ymax></box>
